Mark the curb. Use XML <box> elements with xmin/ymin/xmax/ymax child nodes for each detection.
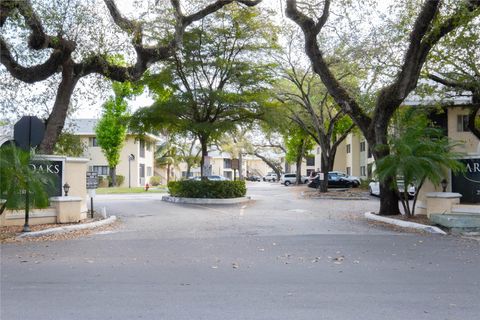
<box><xmin>364</xmin><ymin>212</ymin><xmax>447</xmax><ymax>235</ymax></box>
<box><xmin>162</xmin><ymin>196</ymin><xmax>251</xmax><ymax>205</ymax></box>
<box><xmin>17</xmin><ymin>216</ymin><xmax>117</xmax><ymax>238</ymax></box>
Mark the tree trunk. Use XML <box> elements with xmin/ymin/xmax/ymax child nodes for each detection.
<box><xmin>371</xmin><ymin>129</ymin><xmax>401</xmax><ymax>216</ymax></box>
<box><xmin>38</xmin><ymin>60</ymin><xmax>78</xmax><ymax>154</ymax></box>
<box><xmin>167</xmin><ymin>163</ymin><xmax>171</xmax><ymax>184</ymax></box>
<box><xmin>238</xmin><ymin>152</ymin><xmax>244</xmax><ymax>180</ymax></box>
<box><xmin>199</xmin><ymin>136</ymin><xmax>208</xmax><ymax>177</ymax></box>
<box><xmin>109</xmin><ymin>166</ymin><xmax>116</xmax><ymax>187</ymax></box>
<box><xmin>319</xmin><ymin>161</ymin><xmax>329</xmax><ymax>193</ymax></box>
<box><xmin>295</xmin><ymin>139</ymin><xmax>305</xmax><ymax>184</ymax></box>
<box><xmin>186</xmin><ymin>164</ymin><xmax>191</xmax><ymax>179</ymax></box>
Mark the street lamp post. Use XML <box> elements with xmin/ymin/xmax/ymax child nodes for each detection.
<box><xmin>128</xmin><ymin>154</ymin><xmax>135</xmax><ymax>188</ymax></box>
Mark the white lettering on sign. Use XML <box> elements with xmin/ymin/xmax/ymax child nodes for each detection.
<box><xmin>29</xmin><ymin>164</ymin><xmax>61</xmax><ymax>174</ymax></box>
<box><xmin>466</xmin><ymin>162</ymin><xmax>480</xmax><ymax>173</ymax></box>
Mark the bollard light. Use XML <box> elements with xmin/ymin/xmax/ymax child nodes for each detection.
<box><xmin>63</xmin><ymin>182</ymin><xmax>70</xmax><ymax>196</ymax></box>
<box><xmin>441</xmin><ymin>178</ymin><xmax>447</xmax><ymax>192</ymax></box>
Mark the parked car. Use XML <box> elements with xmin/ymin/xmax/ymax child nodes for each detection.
<box><xmin>280</xmin><ymin>173</ymin><xmax>309</xmax><ymax>186</ymax></box>
<box><xmin>192</xmin><ymin>175</ymin><xmax>229</xmax><ymax>181</ymax></box>
<box><xmin>307</xmin><ymin>173</ymin><xmax>353</xmax><ymax>189</ymax></box>
<box><xmin>263</xmin><ymin>172</ymin><xmax>278</xmax><ymax>182</ymax></box>
<box><xmin>246</xmin><ymin>175</ymin><xmax>261</xmax><ymax>182</ymax></box>
<box><xmin>368</xmin><ymin>180</ymin><xmax>416</xmax><ymax>198</ymax></box>
<box><xmin>329</xmin><ymin>171</ymin><xmax>361</xmax><ymax>187</ymax></box>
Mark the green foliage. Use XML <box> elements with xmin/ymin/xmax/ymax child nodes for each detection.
<box><xmin>107</xmin><ymin>175</ymin><xmax>125</xmax><ymax>187</ymax></box>
<box><xmin>167</xmin><ymin>180</ymin><xmax>246</xmax><ymax>199</ymax></box>
<box><xmin>96</xmin><ymin>80</ymin><xmax>142</xmax><ymax>185</ymax></box>
<box><xmin>98</xmin><ymin>176</ymin><xmax>108</xmax><ymax>188</ymax></box>
<box><xmin>375</xmin><ymin>108</ymin><xmax>465</xmax><ymax>216</ymax></box>
<box><xmin>0</xmin><ymin>146</ymin><xmax>54</xmax><ymax>213</ymax></box>
<box><xmin>131</xmin><ymin>4</ymin><xmax>278</xmax><ymax>164</ymax></box>
<box><xmin>149</xmin><ymin>176</ymin><xmax>162</xmax><ymax>186</ymax></box>
<box><xmin>284</xmin><ymin>129</ymin><xmax>315</xmax><ymax>164</ymax></box>
<box><xmin>54</xmin><ymin>133</ymin><xmax>85</xmax><ymax>157</ymax></box>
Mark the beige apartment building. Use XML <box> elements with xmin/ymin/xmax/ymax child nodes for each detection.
<box><xmin>70</xmin><ymin>119</ymin><xmax>158</xmax><ymax>188</ymax></box>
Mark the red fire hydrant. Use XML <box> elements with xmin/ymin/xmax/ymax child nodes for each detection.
<box><xmin>144</xmin><ymin>183</ymin><xmax>150</xmax><ymax>191</ymax></box>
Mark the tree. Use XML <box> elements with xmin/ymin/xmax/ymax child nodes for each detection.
<box><xmin>286</xmin><ymin>0</ymin><xmax>480</xmax><ymax>215</ymax></box>
<box><xmin>96</xmin><ymin>81</ymin><xmax>141</xmax><ymax>187</ymax></box>
<box><xmin>375</xmin><ymin>108</ymin><xmax>465</xmax><ymax>217</ymax></box>
<box><xmin>424</xmin><ymin>16</ymin><xmax>480</xmax><ymax>138</ymax></box>
<box><xmin>155</xmin><ymin>141</ymin><xmax>179</xmax><ymax>184</ymax></box>
<box><xmin>53</xmin><ymin>133</ymin><xmax>86</xmax><ymax>157</ymax></box>
<box><xmin>0</xmin><ymin>145</ymin><xmax>53</xmax><ymax>217</ymax></box>
<box><xmin>132</xmin><ymin>4</ymin><xmax>278</xmax><ymax>176</ymax></box>
<box><xmin>274</xmin><ymin>35</ymin><xmax>357</xmax><ymax>191</ymax></box>
<box><xmin>284</xmin><ymin>128</ymin><xmax>315</xmax><ymax>184</ymax></box>
<box><xmin>0</xmin><ymin>0</ymin><xmax>262</xmax><ymax>154</ymax></box>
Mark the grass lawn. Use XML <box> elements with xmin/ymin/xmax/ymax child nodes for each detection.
<box><xmin>96</xmin><ymin>186</ymin><xmax>167</xmax><ymax>194</ymax></box>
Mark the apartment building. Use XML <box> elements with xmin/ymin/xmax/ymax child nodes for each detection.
<box><xmin>70</xmin><ymin>119</ymin><xmax>158</xmax><ymax>188</ymax></box>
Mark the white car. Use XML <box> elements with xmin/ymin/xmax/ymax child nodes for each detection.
<box><xmin>263</xmin><ymin>173</ymin><xmax>278</xmax><ymax>182</ymax></box>
<box><xmin>280</xmin><ymin>173</ymin><xmax>309</xmax><ymax>186</ymax></box>
<box><xmin>192</xmin><ymin>175</ymin><xmax>229</xmax><ymax>181</ymax></box>
<box><xmin>368</xmin><ymin>180</ymin><xmax>416</xmax><ymax>198</ymax></box>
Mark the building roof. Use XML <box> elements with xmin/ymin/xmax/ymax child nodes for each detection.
<box><xmin>67</xmin><ymin>118</ymin><xmax>161</xmax><ymax>142</ymax></box>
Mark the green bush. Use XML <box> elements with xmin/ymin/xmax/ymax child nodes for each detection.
<box><xmin>106</xmin><ymin>175</ymin><xmax>124</xmax><ymax>187</ymax></box>
<box><xmin>98</xmin><ymin>176</ymin><xmax>108</xmax><ymax>188</ymax></box>
<box><xmin>150</xmin><ymin>176</ymin><xmax>162</xmax><ymax>186</ymax></box>
<box><xmin>167</xmin><ymin>180</ymin><xmax>246</xmax><ymax>198</ymax></box>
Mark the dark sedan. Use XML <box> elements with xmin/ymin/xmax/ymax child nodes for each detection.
<box><xmin>307</xmin><ymin>173</ymin><xmax>353</xmax><ymax>189</ymax></box>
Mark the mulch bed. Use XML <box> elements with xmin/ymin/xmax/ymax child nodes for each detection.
<box><xmin>0</xmin><ymin>217</ymin><xmax>121</xmax><ymax>243</ymax></box>
<box><xmin>302</xmin><ymin>188</ymin><xmax>371</xmax><ymax>200</ymax></box>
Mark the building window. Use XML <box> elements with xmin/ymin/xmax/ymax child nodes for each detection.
<box><xmin>360</xmin><ymin>166</ymin><xmax>366</xmax><ymax>177</ymax></box>
<box><xmin>346</xmin><ymin>167</ymin><xmax>351</xmax><ymax>175</ymax></box>
<box><xmin>89</xmin><ymin>137</ymin><xmax>99</xmax><ymax>147</ymax></box>
<box><xmin>223</xmin><ymin>171</ymin><xmax>232</xmax><ymax>180</ymax></box>
<box><xmin>223</xmin><ymin>159</ymin><xmax>232</xmax><ymax>169</ymax></box>
<box><xmin>457</xmin><ymin>115</ymin><xmax>469</xmax><ymax>132</ymax></box>
<box><xmin>147</xmin><ymin>166</ymin><xmax>152</xmax><ymax>176</ymax></box>
<box><xmin>306</xmin><ymin>156</ymin><xmax>315</xmax><ymax>166</ymax></box>
<box><xmin>367</xmin><ymin>146</ymin><xmax>373</xmax><ymax>159</ymax></box>
<box><xmin>139</xmin><ymin>164</ymin><xmax>145</xmax><ymax>178</ymax></box>
<box><xmin>92</xmin><ymin>165</ymin><xmax>109</xmax><ymax>175</ymax></box>
<box><xmin>139</xmin><ymin>140</ymin><xmax>145</xmax><ymax>158</ymax></box>
<box><xmin>317</xmin><ymin>147</ymin><xmax>320</xmax><ymax>155</ymax></box>
<box><xmin>360</xmin><ymin>141</ymin><xmax>366</xmax><ymax>152</ymax></box>
<box><xmin>346</xmin><ymin>144</ymin><xmax>351</xmax><ymax>154</ymax></box>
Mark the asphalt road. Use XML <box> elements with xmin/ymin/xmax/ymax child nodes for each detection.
<box><xmin>1</xmin><ymin>182</ymin><xmax>479</xmax><ymax>320</ymax></box>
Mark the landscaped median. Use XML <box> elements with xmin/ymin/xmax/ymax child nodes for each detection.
<box><xmin>364</xmin><ymin>212</ymin><xmax>447</xmax><ymax>235</ymax></box>
<box><xmin>163</xmin><ymin>180</ymin><xmax>251</xmax><ymax>204</ymax></box>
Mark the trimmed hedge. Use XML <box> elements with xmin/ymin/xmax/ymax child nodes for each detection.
<box><xmin>168</xmin><ymin>180</ymin><xmax>246</xmax><ymax>199</ymax></box>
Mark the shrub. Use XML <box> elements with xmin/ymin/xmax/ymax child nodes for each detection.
<box><xmin>150</xmin><ymin>176</ymin><xmax>162</xmax><ymax>186</ymax></box>
<box><xmin>107</xmin><ymin>175</ymin><xmax>125</xmax><ymax>187</ymax></box>
<box><xmin>98</xmin><ymin>176</ymin><xmax>108</xmax><ymax>188</ymax></box>
<box><xmin>167</xmin><ymin>180</ymin><xmax>246</xmax><ymax>198</ymax></box>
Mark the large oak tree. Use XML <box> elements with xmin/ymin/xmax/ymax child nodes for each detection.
<box><xmin>0</xmin><ymin>0</ymin><xmax>262</xmax><ymax>154</ymax></box>
<box><xmin>286</xmin><ymin>0</ymin><xmax>480</xmax><ymax>215</ymax></box>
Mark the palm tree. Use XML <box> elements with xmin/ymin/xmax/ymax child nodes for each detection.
<box><xmin>155</xmin><ymin>142</ymin><xmax>180</xmax><ymax>184</ymax></box>
<box><xmin>375</xmin><ymin>109</ymin><xmax>465</xmax><ymax>217</ymax></box>
<box><xmin>0</xmin><ymin>145</ymin><xmax>54</xmax><ymax>227</ymax></box>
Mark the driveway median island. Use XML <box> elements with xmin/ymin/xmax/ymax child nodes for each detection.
<box><xmin>164</xmin><ymin>179</ymin><xmax>250</xmax><ymax>204</ymax></box>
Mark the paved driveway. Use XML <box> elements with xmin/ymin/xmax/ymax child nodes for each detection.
<box><xmin>1</xmin><ymin>182</ymin><xmax>479</xmax><ymax>320</ymax></box>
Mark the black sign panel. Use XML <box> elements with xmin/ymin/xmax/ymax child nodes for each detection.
<box><xmin>14</xmin><ymin>116</ymin><xmax>45</xmax><ymax>151</ymax></box>
<box><xmin>86</xmin><ymin>171</ymin><xmax>98</xmax><ymax>189</ymax></box>
<box><xmin>29</xmin><ymin>160</ymin><xmax>63</xmax><ymax>197</ymax></box>
<box><xmin>451</xmin><ymin>158</ymin><xmax>480</xmax><ymax>204</ymax></box>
